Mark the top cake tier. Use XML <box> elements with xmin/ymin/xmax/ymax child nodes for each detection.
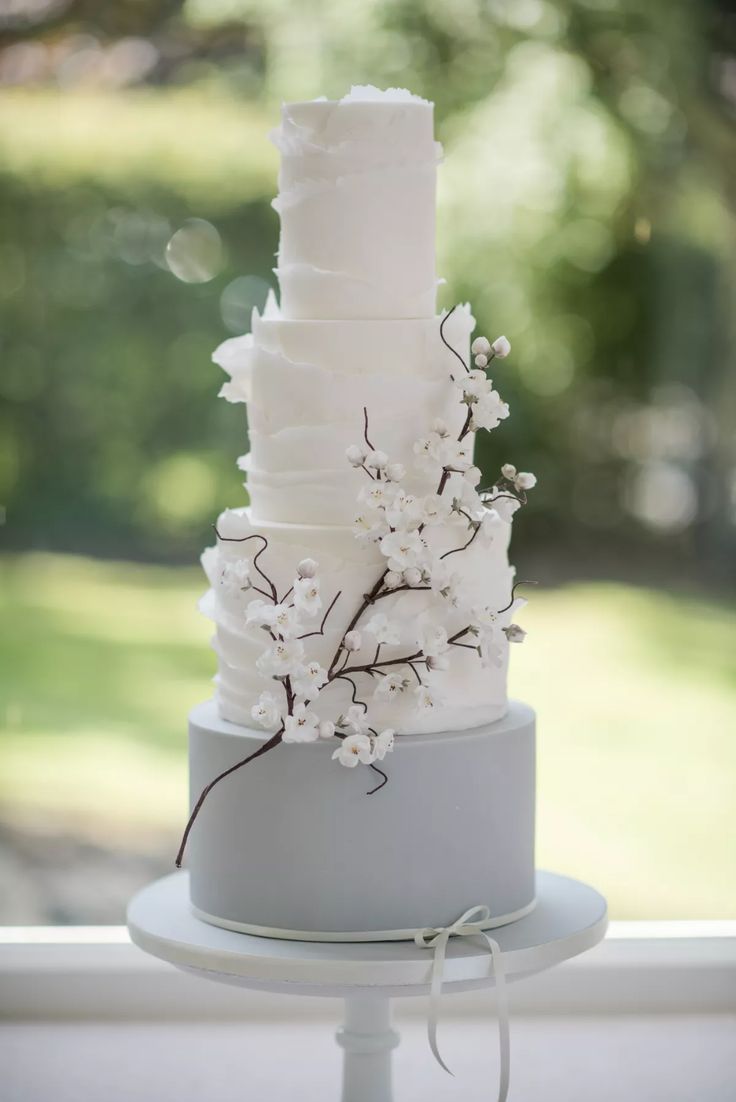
<box><xmin>271</xmin><ymin>86</ymin><xmax>440</xmax><ymax>320</ymax></box>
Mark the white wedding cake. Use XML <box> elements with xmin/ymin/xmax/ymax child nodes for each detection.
<box><xmin>180</xmin><ymin>87</ymin><xmax>537</xmax><ymax>941</ymax></box>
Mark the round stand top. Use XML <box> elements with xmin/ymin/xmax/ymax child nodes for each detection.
<box><xmin>127</xmin><ymin>871</ymin><xmax>607</xmax><ymax>998</ymax></box>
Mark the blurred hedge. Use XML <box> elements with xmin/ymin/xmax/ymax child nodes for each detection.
<box><xmin>1</xmin><ymin>0</ymin><xmax>735</xmax><ymax>578</ymax></box>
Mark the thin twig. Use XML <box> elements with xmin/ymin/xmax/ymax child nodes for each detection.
<box><xmin>298</xmin><ymin>590</ymin><xmax>342</xmax><ymax>640</ymax></box>
<box><xmin>440</xmin><ymin>523</ymin><xmax>480</xmax><ymax>561</ymax></box>
<box><xmin>363</xmin><ymin>406</ymin><xmax>376</xmax><ymax>452</ymax></box>
<box><xmin>496</xmin><ymin>579</ymin><xmax>537</xmax><ymax>615</ymax></box>
<box><xmin>213</xmin><ymin>526</ymin><xmax>277</xmax><ymax>603</ymax></box>
<box><xmin>439</xmin><ymin>305</ymin><xmax>470</xmax><ymax>376</ymax></box>
<box><xmin>175</xmin><ymin>728</ymin><xmax>284</xmax><ymax>867</ymax></box>
<box><xmin>333</xmin><ymin>674</ymin><xmax>368</xmax><ymax>711</ymax></box>
<box><xmin>366</xmin><ymin>763</ymin><xmax>389</xmax><ymax>795</ymax></box>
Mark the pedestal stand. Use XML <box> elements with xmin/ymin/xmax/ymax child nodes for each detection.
<box><xmin>128</xmin><ymin>871</ymin><xmax>607</xmax><ymax>1102</ymax></box>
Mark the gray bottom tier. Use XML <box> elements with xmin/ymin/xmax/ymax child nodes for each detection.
<box><xmin>186</xmin><ymin>699</ymin><xmax>536</xmax><ymax>938</ymax></box>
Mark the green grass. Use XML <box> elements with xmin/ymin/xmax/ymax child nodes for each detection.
<box><xmin>1</xmin><ymin>553</ymin><xmax>734</xmax><ymax>918</ymax></box>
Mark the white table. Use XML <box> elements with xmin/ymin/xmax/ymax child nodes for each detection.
<box><xmin>127</xmin><ymin>870</ymin><xmax>607</xmax><ymax>1102</ymax></box>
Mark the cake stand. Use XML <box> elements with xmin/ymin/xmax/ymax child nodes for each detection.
<box><xmin>127</xmin><ymin>870</ymin><xmax>606</xmax><ymax>1102</ymax></box>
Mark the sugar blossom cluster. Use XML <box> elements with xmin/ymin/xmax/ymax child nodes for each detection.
<box><xmin>177</xmin><ymin>308</ymin><xmax>536</xmax><ymax>865</ymax></box>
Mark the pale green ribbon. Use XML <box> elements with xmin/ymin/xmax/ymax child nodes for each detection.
<box><xmin>415</xmin><ymin>904</ymin><xmax>510</xmax><ymax>1102</ymax></box>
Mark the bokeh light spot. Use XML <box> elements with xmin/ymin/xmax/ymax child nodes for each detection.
<box><xmin>166</xmin><ymin>219</ymin><xmax>223</xmax><ymax>284</ymax></box>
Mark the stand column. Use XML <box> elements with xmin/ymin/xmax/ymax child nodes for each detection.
<box><xmin>336</xmin><ymin>995</ymin><xmax>400</xmax><ymax>1102</ymax></box>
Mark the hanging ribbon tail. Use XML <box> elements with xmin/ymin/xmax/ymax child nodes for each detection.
<box><xmin>484</xmin><ymin>934</ymin><xmax>510</xmax><ymax>1102</ymax></box>
<box><xmin>416</xmin><ymin>907</ymin><xmax>510</xmax><ymax>1102</ymax></box>
<box><xmin>425</xmin><ymin>929</ymin><xmax>455</xmax><ymax>1075</ymax></box>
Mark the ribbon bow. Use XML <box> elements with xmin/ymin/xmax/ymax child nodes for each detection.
<box><xmin>415</xmin><ymin>905</ymin><xmax>509</xmax><ymax>1102</ymax></box>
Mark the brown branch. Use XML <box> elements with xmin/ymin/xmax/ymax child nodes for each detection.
<box><xmin>367</xmin><ymin>763</ymin><xmax>389</xmax><ymax>795</ymax></box>
<box><xmin>363</xmin><ymin>406</ymin><xmax>376</xmax><ymax>452</ymax></box>
<box><xmin>440</xmin><ymin>522</ymin><xmax>480</xmax><ymax>561</ymax></box>
<box><xmin>175</xmin><ymin>728</ymin><xmax>284</xmax><ymax>867</ymax></box>
<box><xmin>439</xmin><ymin>305</ymin><xmax>469</xmax><ymax>376</ymax></box>
<box><xmin>298</xmin><ymin>590</ymin><xmax>342</xmax><ymax>640</ymax></box>
<box><xmin>213</xmin><ymin>526</ymin><xmax>277</xmax><ymax>603</ymax></box>
<box><xmin>334</xmin><ymin>673</ymin><xmax>368</xmax><ymax>711</ymax></box>
<box><xmin>327</xmin><ymin>569</ymin><xmax>388</xmax><ymax>676</ymax></box>
<box><xmin>343</xmin><ymin>650</ymin><xmax>424</xmax><ymax>677</ymax></box>
<box><xmin>496</xmin><ymin>579</ymin><xmax>537</xmax><ymax>615</ymax></box>
<box><xmin>371</xmin><ymin>584</ymin><xmax>431</xmax><ymax>601</ymax></box>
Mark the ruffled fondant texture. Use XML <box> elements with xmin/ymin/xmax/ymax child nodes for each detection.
<box><xmin>205</xmin><ymin>89</ymin><xmax>515</xmax><ymax>734</ymax></box>
<box><xmin>272</xmin><ymin>89</ymin><xmax>439</xmax><ymax>319</ymax></box>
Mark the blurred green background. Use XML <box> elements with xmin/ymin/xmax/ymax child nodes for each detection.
<box><xmin>1</xmin><ymin>0</ymin><xmax>734</xmax><ymax>922</ymax></box>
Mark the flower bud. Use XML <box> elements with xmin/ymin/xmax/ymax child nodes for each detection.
<box><xmin>384</xmin><ymin>570</ymin><xmax>402</xmax><ymax>590</ymax></box>
<box><xmin>343</xmin><ymin>630</ymin><xmax>362</xmax><ymax>651</ymax></box>
<box><xmin>504</xmin><ymin>624</ymin><xmax>527</xmax><ymax>643</ymax></box>
<box><xmin>474</xmin><ymin>353</ymin><xmax>488</xmax><ymax>368</ymax></box>
<box><xmin>515</xmin><ymin>471</ymin><xmax>537</xmax><ymax>490</ymax></box>
<box><xmin>501</xmin><ymin>463</ymin><xmax>517</xmax><ymax>480</ymax></box>
<box><xmin>491</xmin><ymin>336</ymin><xmax>511</xmax><ymax>358</ymax></box>
<box><xmin>471</xmin><ymin>336</ymin><xmax>491</xmax><ymax>356</ymax></box>
<box><xmin>318</xmin><ymin>720</ymin><xmax>336</xmax><ymax>740</ymax></box>
<box><xmin>403</xmin><ymin>566</ymin><xmax>423</xmax><ymax>587</ymax></box>
<box><xmin>385</xmin><ymin>462</ymin><xmax>406</xmax><ymax>482</ymax></box>
<box><xmin>297</xmin><ymin>557</ymin><xmax>318</xmax><ymax>578</ymax></box>
<box><xmin>464</xmin><ymin>465</ymin><xmax>482</xmax><ymax>486</ymax></box>
<box><xmin>431</xmin><ymin>418</ymin><xmax>448</xmax><ymax>436</ymax></box>
<box><xmin>345</xmin><ymin>444</ymin><xmax>365</xmax><ymax>467</ymax></box>
<box><xmin>366</xmin><ymin>449</ymin><xmax>388</xmax><ymax>470</ymax></box>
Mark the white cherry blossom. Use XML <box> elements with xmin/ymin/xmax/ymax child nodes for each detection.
<box><xmin>343</xmin><ymin>629</ymin><xmax>362</xmax><ymax>651</ymax></box>
<box><xmin>501</xmin><ymin>463</ymin><xmax>517</xmax><ymax>480</ymax></box>
<box><xmin>372</xmin><ymin>729</ymin><xmax>395</xmax><ymax>760</ymax></box>
<box><xmin>353</xmin><ymin>510</ymin><xmax>387</xmax><ymax>544</ymax></box>
<box><xmin>515</xmin><ymin>471</ymin><xmax>537</xmax><ymax>491</ymax></box>
<box><xmin>414</xmin><ymin>684</ymin><xmax>436</xmax><ymax>710</ymax></box>
<box><xmin>293</xmin><ymin>576</ymin><xmax>322</xmax><ymax>617</ymax></box>
<box><xmin>491</xmin><ymin>336</ymin><xmax>511</xmax><ymax>358</ymax></box>
<box><xmin>283</xmin><ymin>703</ymin><xmax>321</xmax><ymax>743</ymax></box>
<box><xmin>291</xmin><ymin>660</ymin><xmax>328</xmax><ymax>697</ymax></box>
<box><xmin>384</xmin><ymin>489</ymin><xmax>422</xmax><ymax>531</ymax></box>
<box><xmin>332</xmin><ymin>734</ymin><xmax>374</xmax><ymax>767</ymax></box>
<box><xmin>219</xmin><ymin>557</ymin><xmax>251</xmax><ymax>596</ymax></box>
<box><xmin>379</xmin><ymin>529</ymin><xmax>426</xmax><ymax>572</ymax></box>
<box><xmin>297</xmin><ymin>558</ymin><xmax>318</xmax><ymax>578</ymax></box>
<box><xmin>478</xmin><ymin>508</ymin><xmax>502</xmax><ymax>544</ymax></box>
<box><xmin>251</xmin><ymin>691</ymin><xmax>282</xmax><ymax>729</ymax></box>
<box><xmin>402</xmin><ymin>566</ymin><xmax>423</xmax><ymax>587</ymax></box>
<box><xmin>364</xmin><ymin>612</ymin><xmax>401</xmax><ymax>646</ymax></box>
<box><xmin>318</xmin><ymin>720</ymin><xmax>336</xmax><ymax>739</ymax></box>
<box><xmin>383</xmin><ymin>570</ymin><xmax>403</xmax><ymax>590</ymax></box>
<box><xmin>470</xmin><ymin>390</ymin><xmax>510</xmax><ymax>431</ymax></box>
<box><xmin>418</xmin><ymin>622</ymin><xmax>449</xmax><ymax>657</ymax></box>
<box><xmin>471</xmin><ymin>336</ymin><xmax>491</xmax><ymax>356</ymax></box>
<box><xmin>374</xmin><ymin>673</ymin><xmax>408</xmax><ymax>699</ymax></box>
<box><xmin>343</xmin><ymin>704</ymin><xmax>371</xmax><ymax>735</ymax></box>
<box><xmin>246</xmin><ymin>600</ymin><xmax>300</xmax><ymax>638</ymax></box>
<box><xmin>426</xmin><ymin>653</ymin><xmax>450</xmax><ymax>671</ymax></box>
<box><xmin>358</xmin><ymin>481</ymin><xmax>396</xmax><ymax>511</ymax></box>
<box><xmin>256</xmin><ymin>637</ymin><xmax>305</xmax><ymax>677</ymax></box>
<box><xmin>420</xmin><ymin>493</ymin><xmax>451</xmax><ymax>525</ymax></box>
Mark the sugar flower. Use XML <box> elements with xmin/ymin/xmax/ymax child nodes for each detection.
<box><xmin>251</xmin><ymin>691</ymin><xmax>282</xmax><ymax>729</ymax></box>
<box><xmin>372</xmin><ymin>729</ymin><xmax>395</xmax><ymax>760</ymax></box>
<box><xmin>297</xmin><ymin>558</ymin><xmax>318</xmax><ymax>578</ymax></box>
<box><xmin>471</xmin><ymin>336</ymin><xmax>491</xmax><ymax>356</ymax></box>
<box><xmin>379</xmin><ymin>529</ymin><xmax>426</xmax><ymax>572</ymax></box>
<box><xmin>492</xmin><ymin>336</ymin><xmax>511</xmax><ymax>358</ymax></box>
<box><xmin>364</xmin><ymin>612</ymin><xmax>401</xmax><ymax>646</ymax></box>
<box><xmin>332</xmin><ymin>734</ymin><xmax>374</xmax><ymax>768</ymax></box>
<box><xmin>291</xmin><ymin>660</ymin><xmax>328</xmax><ymax>697</ymax></box>
<box><xmin>283</xmin><ymin>703</ymin><xmax>321</xmax><ymax>743</ymax></box>
<box><xmin>374</xmin><ymin>673</ymin><xmax>409</xmax><ymax>699</ymax></box>
<box><xmin>293</xmin><ymin>576</ymin><xmax>322</xmax><ymax>617</ymax></box>
<box><xmin>256</xmin><ymin>637</ymin><xmax>305</xmax><ymax>677</ymax></box>
<box><xmin>343</xmin><ymin>704</ymin><xmax>371</xmax><ymax>735</ymax></box>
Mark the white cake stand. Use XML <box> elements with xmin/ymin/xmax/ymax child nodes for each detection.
<box><xmin>127</xmin><ymin>870</ymin><xmax>607</xmax><ymax>1102</ymax></box>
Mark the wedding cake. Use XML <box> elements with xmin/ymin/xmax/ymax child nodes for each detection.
<box><xmin>180</xmin><ymin>87</ymin><xmax>537</xmax><ymax>941</ymax></box>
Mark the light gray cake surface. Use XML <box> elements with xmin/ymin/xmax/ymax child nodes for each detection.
<box><xmin>187</xmin><ymin>699</ymin><xmax>535</xmax><ymax>938</ymax></box>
